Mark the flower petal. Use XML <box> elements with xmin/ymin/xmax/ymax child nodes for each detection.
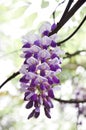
<box><xmin>48</xmin><ymin>89</ymin><xmax>54</xmax><ymax>98</ymax></box>
<box><xmin>52</xmin><ymin>76</ymin><xmax>60</xmax><ymax>84</ymax></box>
<box><xmin>26</xmin><ymin>100</ymin><xmax>33</xmax><ymax>109</ymax></box>
<box><xmin>39</xmin><ymin>22</ymin><xmax>51</xmax><ymax>35</ymax></box>
<box><xmin>28</xmin><ymin>109</ymin><xmax>35</xmax><ymax>119</ymax></box>
<box><xmin>44</xmin><ymin>108</ymin><xmax>51</xmax><ymax>118</ymax></box>
<box><xmin>31</xmin><ymin>94</ymin><xmax>37</xmax><ymax>101</ymax></box>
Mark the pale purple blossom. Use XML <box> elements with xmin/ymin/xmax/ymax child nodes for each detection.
<box><xmin>41</xmin><ymin>36</ymin><xmax>51</xmax><ymax>48</ymax></box>
<box><xmin>22</xmin><ymin>33</ymin><xmax>41</xmax><ymax>45</ymax></box>
<box><xmin>38</xmin><ymin>49</ymin><xmax>51</xmax><ymax>61</ymax></box>
<box><xmin>50</xmin><ymin>33</ymin><xmax>58</xmax><ymax>42</ymax></box>
<box><xmin>39</xmin><ymin>22</ymin><xmax>51</xmax><ymax>36</ymax></box>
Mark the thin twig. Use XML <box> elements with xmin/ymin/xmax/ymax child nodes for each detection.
<box><xmin>52</xmin><ymin>0</ymin><xmax>66</xmax><ymax>22</ymax></box>
<box><xmin>54</xmin><ymin>98</ymin><xmax>86</xmax><ymax>104</ymax></box>
<box><xmin>0</xmin><ymin>71</ymin><xmax>20</xmax><ymax>89</ymax></box>
<box><xmin>64</xmin><ymin>50</ymin><xmax>86</xmax><ymax>59</ymax></box>
<box><xmin>58</xmin><ymin>15</ymin><xmax>86</xmax><ymax>45</ymax></box>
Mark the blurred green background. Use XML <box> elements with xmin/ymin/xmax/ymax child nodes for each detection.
<box><xmin>0</xmin><ymin>0</ymin><xmax>86</xmax><ymax>130</ymax></box>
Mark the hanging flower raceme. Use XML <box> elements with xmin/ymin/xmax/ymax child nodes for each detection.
<box><xmin>19</xmin><ymin>22</ymin><xmax>64</xmax><ymax>119</ymax></box>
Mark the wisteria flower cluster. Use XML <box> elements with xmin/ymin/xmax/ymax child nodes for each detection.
<box><xmin>19</xmin><ymin>22</ymin><xmax>64</xmax><ymax>119</ymax></box>
<box><xmin>75</xmin><ymin>87</ymin><xmax>86</xmax><ymax>117</ymax></box>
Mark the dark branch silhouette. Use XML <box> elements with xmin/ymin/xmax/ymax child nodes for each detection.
<box><xmin>49</xmin><ymin>0</ymin><xmax>86</xmax><ymax>35</ymax></box>
<box><xmin>54</xmin><ymin>98</ymin><xmax>86</xmax><ymax>104</ymax></box>
<box><xmin>59</xmin><ymin>0</ymin><xmax>74</xmax><ymax>22</ymax></box>
<box><xmin>58</xmin><ymin>15</ymin><xmax>86</xmax><ymax>45</ymax></box>
<box><xmin>0</xmin><ymin>71</ymin><xmax>20</xmax><ymax>89</ymax></box>
<box><xmin>64</xmin><ymin>50</ymin><xmax>86</xmax><ymax>59</ymax></box>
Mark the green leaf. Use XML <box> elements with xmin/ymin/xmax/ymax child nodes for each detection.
<box><xmin>11</xmin><ymin>6</ymin><xmax>28</xmax><ymax>19</ymax></box>
<box><xmin>0</xmin><ymin>5</ymin><xmax>10</xmax><ymax>23</ymax></box>
<box><xmin>0</xmin><ymin>5</ymin><xmax>9</xmax><ymax>13</ymax></box>
<box><xmin>41</xmin><ymin>0</ymin><xmax>49</xmax><ymax>8</ymax></box>
<box><xmin>22</xmin><ymin>12</ymin><xmax>38</xmax><ymax>28</ymax></box>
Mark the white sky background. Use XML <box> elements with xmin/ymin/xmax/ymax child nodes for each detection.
<box><xmin>0</xmin><ymin>0</ymin><xmax>82</xmax><ymax>39</ymax></box>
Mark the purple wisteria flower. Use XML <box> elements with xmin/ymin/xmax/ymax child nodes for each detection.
<box><xmin>20</xmin><ymin>22</ymin><xmax>64</xmax><ymax>119</ymax></box>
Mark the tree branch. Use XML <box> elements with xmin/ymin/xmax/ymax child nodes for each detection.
<box><xmin>54</xmin><ymin>98</ymin><xmax>86</xmax><ymax>104</ymax></box>
<box><xmin>64</xmin><ymin>50</ymin><xmax>86</xmax><ymax>59</ymax></box>
<box><xmin>0</xmin><ymin>71</ymin><xmax>20</xmax><ymax>89</ymax></box>
<box><xmin>59</xmin><ymin>0</ymin><xmax>74</xmax><ymax>22</ymax></box>
<box><xmin>49</xmin><ymin>0</ymin><xmax>86</xmax><ymax>36</ymax></box>
<box><xmin>58</xmin><ymin>15</ymin><xmax>86</xmax><ymax>45</ymax></box>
